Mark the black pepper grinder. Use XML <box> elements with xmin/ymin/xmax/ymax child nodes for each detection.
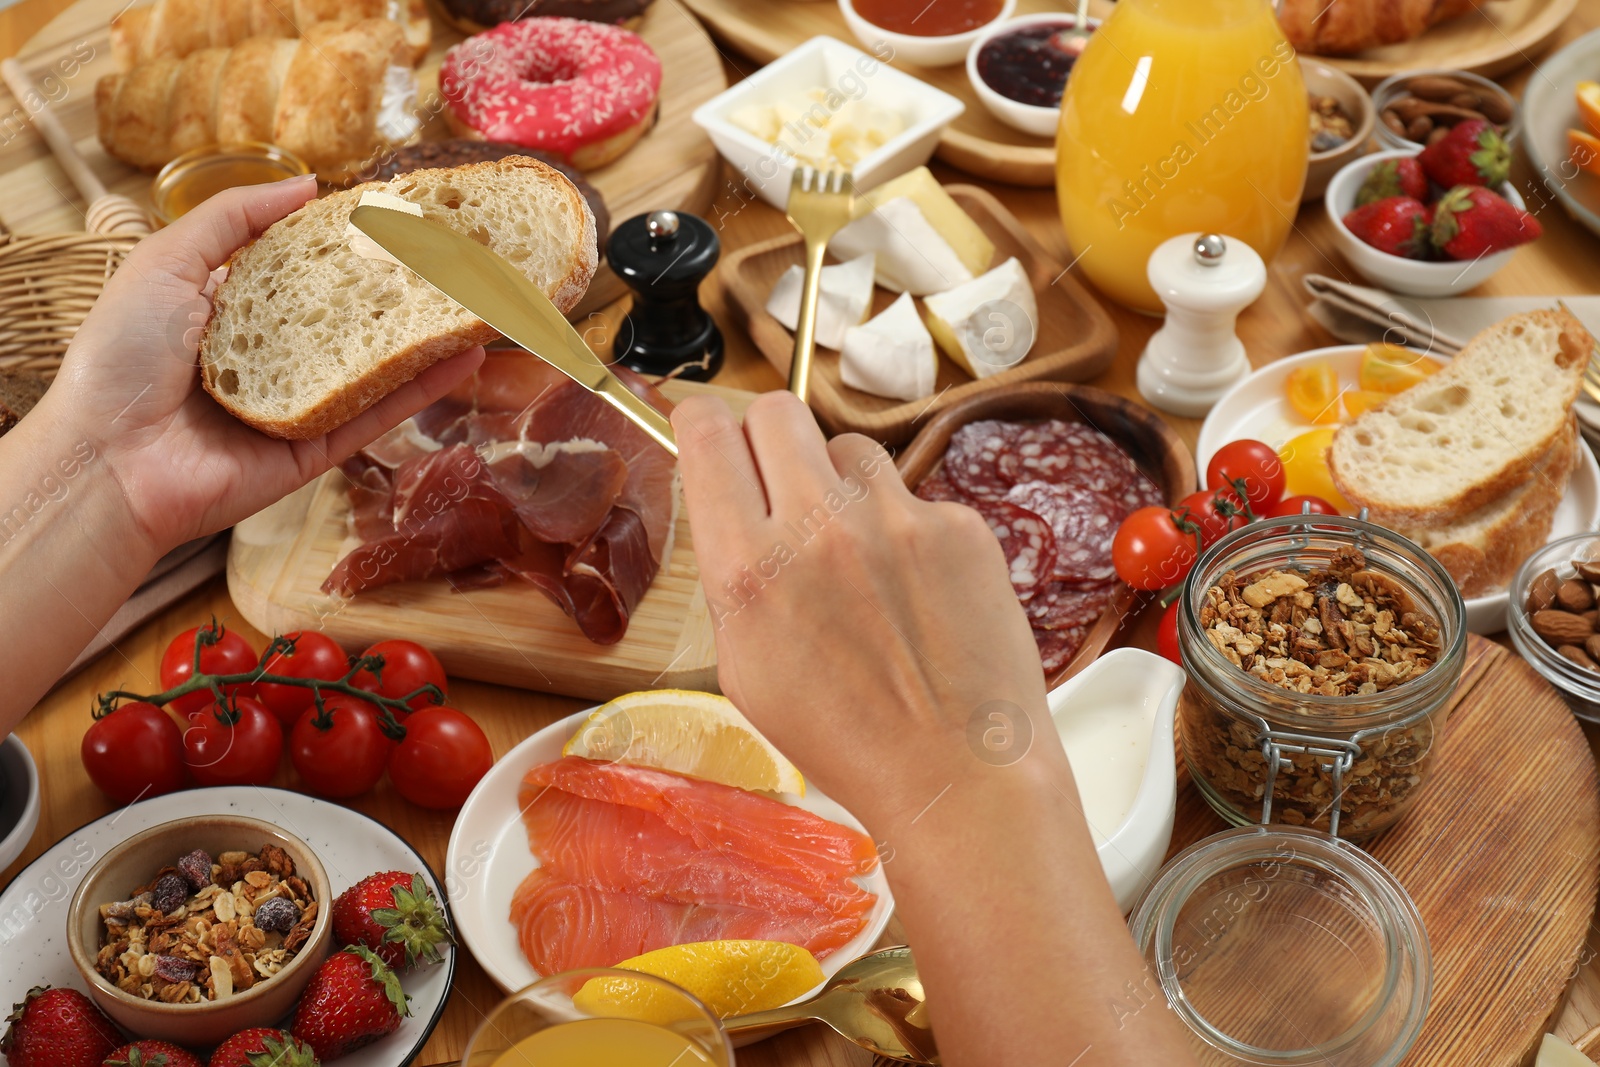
<box><xmin>605</xmin><ymin>210</ymin><xmax>724</xmax><ymax>381</ymax></box>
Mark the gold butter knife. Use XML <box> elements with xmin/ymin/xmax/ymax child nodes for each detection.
<box><xmin>348</xmin><ymin>204</ymin><xmax>676</xmax><ymax>456</ymax></box>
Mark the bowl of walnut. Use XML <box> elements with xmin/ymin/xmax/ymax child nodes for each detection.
<box><xmin>1509</xmin><ymin>533</ymin><xmax>1600</xmax><ymax>724</ymax></box>
<box><xmin>66</xmin><ymin>816</ymin><xmax>332</xmax><ymax>1047</ymax></box>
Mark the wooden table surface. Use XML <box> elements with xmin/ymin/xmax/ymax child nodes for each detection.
<box><xmin>6</xmin><ymin>1</ymin><xmax>1600</xmax><ymax>1063</ymax></box>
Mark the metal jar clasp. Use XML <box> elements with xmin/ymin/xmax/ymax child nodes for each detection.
<box><xmin>1259</xmin><ymin>730</ymin><xmax>1362</xmax><ymax>837</ymax></box>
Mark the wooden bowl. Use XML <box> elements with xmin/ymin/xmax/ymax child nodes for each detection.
<box><xmin>67</xmin><ymin>816</ymin><xmax>332</xmax><ymax>1047</ymax></box>
<box><xmin>1575</xmin><ymin>1023</ymin><xmax>1600</xmax><ymax>1060</ymax></box>
<box><xmin>1301</xmin><ymin>58</ymin><xmax>1376</xmax><ymax>202</ymax></box>
<box><xmin>896</xmin><ymin>382</ymin><xmax>1196</xmax><ymax>687</ymax></box>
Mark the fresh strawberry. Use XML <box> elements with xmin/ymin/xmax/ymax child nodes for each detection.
<box><xmin>1355</xmin><ymin>157</ymin><xmax>1429</xmax><ymax>206</ymax></box>
<box><xmin>1418</xmin><ymin>118</ymin><xmax>1511</xmax><ymax>188</ymax></box>
<box><xmin>1</xmin><ymin>986</ymin><xmax>122</xmax><ymax>1067</ymax></box>
<box><xmin>1342</xmin><ymin>195</ymin><xmax>1435</xmax><ymax>259</ymax></box>
<box><xmin>207</xmin><ymin>1028</ymin><xmax>318</xmax><ymax>1067</ymax></box>
<box><xmin>1432</xmin><ymin>184</ymin><xmax>1542</xmax><ymax>259</ymax></box>
<box><xmin>290</xmin><ymin>946</ymin><xmax>410</xmax><ymax>1059</ymax></box>
<box><xmin>104</xmin><ymin>1040</ymin><xmax>204</xmax><ymax>1067</ymax></box>
<box><xmin>332</xmin><ymin>871</ymin><xmax>453</xmax><ymax>971</ymax></box>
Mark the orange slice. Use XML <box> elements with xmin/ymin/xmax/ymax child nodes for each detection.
<box><xmin>1578</xmin><ymin>81</ymin><xmax>1600</xmax><ymax>138</ymax></box>
<box><xmin>1571</xmin><ymin>128</ymin><xmax>1600</xmax><ymax>179</ymax></box>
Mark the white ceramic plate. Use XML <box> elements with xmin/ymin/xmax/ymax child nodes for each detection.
<box><xmin>448</xmin><ymin>710</ymin><xmax>895</xmax><ymax>999</ymax></box>
<box><xmin>0</xmin><ymin>787</ymin><xmax>453</xmax><ymax>1063</ymax></box>
<box><xmin>1523</xmin><ymin>27</ymin><xmax>1600</xmax><ymax>241</ymax></box>
<box><xmin>1196</xmin><ymin>345</ymin><xmax>1600</xmax><ymax>634</ymax></box>
<box><xmin>0</xmin><ymin>735</ymin><xmax>40</xmax><ymax>874</ymax></box>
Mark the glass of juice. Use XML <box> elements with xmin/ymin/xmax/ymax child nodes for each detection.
<box><xmin>463</xmin><ymin>969</ymin><xmax>734</xmax><ymax>1067</ymax></box>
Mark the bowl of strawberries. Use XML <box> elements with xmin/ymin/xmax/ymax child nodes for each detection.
<box><xmin>1326</xmin><ymin>126</ymin><xmax>1541</xmax><ymax>297</ymax></box>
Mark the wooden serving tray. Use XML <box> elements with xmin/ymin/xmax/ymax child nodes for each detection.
<box><xmin>680</xmin><ymin>0</ymin><xmax>1115</xmax><ymax>186</ymax></box>
<box><xmin>1316</xmin><ymin>0</ymin><xmax>1576</xmax><ymax>84</ymax></box>
<box><xmin>0</xmin><ymin>0</ymin><xmax>726</xmax><ymax>316</ymax></box>
<box><xmin>894</xmin><ymin>381</ymin><xmax>1196</xmax><ymax>689</ymax></box>
<box><xmin>718</xmin><ymin>184</ymin><xmax>1118</xmax><ymax>447</ymax></box>
<box><xmin>228</xmin><ymin>379</ymin><xmax>755</xmax><ymax>702</ymax></box>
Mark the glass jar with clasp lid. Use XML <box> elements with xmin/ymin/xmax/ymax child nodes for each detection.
<box><xmin>1125</xmin><ymin>514</ymin><xmax>1465</xmax><ymax>1065</ymax></box>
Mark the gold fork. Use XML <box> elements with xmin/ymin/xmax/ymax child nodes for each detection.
<box><xmin>784</xmin><ymin>165</ymin><xmax>855</xmax><ymax>403</ymax></box>
<box><xmin>1557</xmin><ymin>300</ymin><xmax>1600</xmax><ymax>405</ymax></box>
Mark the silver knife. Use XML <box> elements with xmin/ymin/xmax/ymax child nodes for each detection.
<box><xmin>348</xmin><ymin>203</ymin><xmax>677</xmax><ymax>455</ymax></box>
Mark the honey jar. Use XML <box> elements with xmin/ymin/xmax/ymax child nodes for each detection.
<box><xmin>151</xmin><ymin>143</ymin><xmax>310</xmax><ymax>225</ymax></box>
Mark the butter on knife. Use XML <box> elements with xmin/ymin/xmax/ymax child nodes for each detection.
<box><xmin>345</xmin><ymin>191</ymin><xmax>423</xmax><ymax>266</ymax></box>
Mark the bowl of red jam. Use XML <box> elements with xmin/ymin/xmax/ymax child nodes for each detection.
<box><xmin>967</xmin><ymin>13</ymin><xmax>1096</xmax><ymax>138</ymax></box>
<box><xmin>839</xmin><ymin>0</ymin><xmax>1016</xmax><ymax>68</ymax></box>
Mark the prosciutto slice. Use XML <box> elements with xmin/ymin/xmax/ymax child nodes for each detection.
<box><xmin>322</xmin><ymin>353</ymin><xmax>675</xmax><ymax>645</ymax></box>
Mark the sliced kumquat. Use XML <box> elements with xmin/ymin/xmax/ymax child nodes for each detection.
<box><xmin>1285</xmin><ymin>362</ymin><xmax>1343</xmax><ymax>425</ymax></box>
<box><xmin>1359</xmin><ymin>343</ymin><xmax>1440</xmax><ymax>394</ymax></box>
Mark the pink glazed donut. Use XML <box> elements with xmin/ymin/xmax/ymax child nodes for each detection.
<box><xmin>440</xmin><ymin>17</ymin><xmax>662</xmax><ymax>171</ymax></box>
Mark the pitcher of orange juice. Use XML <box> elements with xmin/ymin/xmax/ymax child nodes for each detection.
<box><xmin>1057</xmin><ymin>0</ymin><xmax>1308</xmax><ymax>314</ymax></box>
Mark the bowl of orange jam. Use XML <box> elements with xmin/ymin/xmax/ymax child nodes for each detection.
<box><xmin>839</xmin><ymin>0</ymin><xmax>1015</xmax><ymax>67</ymax></box>
<box><xmin>151</xmin><ymin>142</ymin><xmax>310</xmax><ymax>225</ymax></box>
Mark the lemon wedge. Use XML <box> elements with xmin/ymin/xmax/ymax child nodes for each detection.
<box><xmin>563</xmin><ymin>690</ymin><xmax>805</xmax><ymax>796</ymax></box>
<box><xmin>574</xmin><ymin>941</ymin><xmax>825</xmax><ymax>1022</ymax></box>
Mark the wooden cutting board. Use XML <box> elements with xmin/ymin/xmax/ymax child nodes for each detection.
<box><xmin>0</xmin><ymin>0</ymin><xmax>725</xmax><ymax>315</ymax></box>
<box><xmin>1168</xmin><ymin>634</ymin><xmax>1600</xmax><ymax>1067</ymax></box>
<box><xmin>228</xmin><ymin>378</ymin><xmax>754</xmax><ymax>702</ymax></box>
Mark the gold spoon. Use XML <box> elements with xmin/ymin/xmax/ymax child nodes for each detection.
<box><xmin>724</xmin><ymin>945</ymin><xmax>939</xmax><ymax>1064</ymax></box>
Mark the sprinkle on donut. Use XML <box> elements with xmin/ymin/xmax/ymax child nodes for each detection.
<box><xmin>440</xmin><ymin>18</ymin><xmax>663</xmax><ymax>168</ymax></box>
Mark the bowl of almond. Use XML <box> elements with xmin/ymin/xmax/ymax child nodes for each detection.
<box><xmin>66</xmin><ymin>816</ymin><xmax>333</xmax><ymax>1047</ymax></box>
<box><xmin>1509</xmin><ymin>533</ymin><xmax>1600</xmax><ymax>723</ymax></box>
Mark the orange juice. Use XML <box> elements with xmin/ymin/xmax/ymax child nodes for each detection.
<box><xmin>489</xmin><ymin>1017</ymin><xmax>724</xmax><ymax>1066</ymax></box>
<box><xmin>1056</xmin><ymin>0</ymin><xmax>1308</xmax><ymax>314</ymax></box>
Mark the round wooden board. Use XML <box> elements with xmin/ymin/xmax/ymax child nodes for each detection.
<box><xmin>0</xmin><ymin>0</ymin><xmax>726</xmax><ymax>316</ymax></box>
<box><xmin>1315</xmin><ymin>0</ymin><xmax>1577</xmax><ymax>85</ymax></box>
<box><xmin>1168</xmin><ymin>634</ymin><xmax>1600</xmax><ymax>1067</ymax></box>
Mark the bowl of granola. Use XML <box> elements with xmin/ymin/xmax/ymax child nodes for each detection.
<box><xmin>66</xmin><ymin>816</ymin><xmax>332</xmax><ymax>1047</ymax></box>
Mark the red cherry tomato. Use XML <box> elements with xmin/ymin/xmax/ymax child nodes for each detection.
<box><xmin>81</xmin><ymin>702</ymin><xmax>188</xmax><ymax>804</ymax></box>
<box><xmin>256</xmin><ymin>632</ymin><xmax>350</xmax><ymax>728</ymax></box>
<box><xmin>1112</xmin><ymin>507</ymin><xmax>1199</xmax><ymax>591</ymax></box>
<box><xmin>1157</xmin><ymin>600</ymin><xmax>1182</xmax><ymax>666</ymax></box>
<box><xmin>182</xmin><ymin>696</ymin><xmax>284</xmax><ymax>787</ymax></box>
<box><xmin>1177</xmin><ymin>489</ymin><xmax>1249</xmax><ymax>548</ymax></box>
<box><xmin>1266</xmin><ymin>494</ymin><xmax>1341</xmax><ymax>518</ymax></box>
<box><xmin>160</xmin><ymin>624</ymin><xmax>259</xmax><ymax>718</ymax></box>
<box><xmin>387</xmin><ymin>707</ymin><xmax>493</xmax><ymax>809</ymax></box>
<box><xmin>290</xmin><ymin>695</ymin><xmax>393</xmax><ymax>798</ymax></box>
<box><xmin>352</xmin><ymin>639</ymin><xmax>448</xmax><ymax>714</ymax></box>
<box><xmin>1206</xmin><ymin>440</ymin><xmax>1287</xmax><ymax>514</ymax></box>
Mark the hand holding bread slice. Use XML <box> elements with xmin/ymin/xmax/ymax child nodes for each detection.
<box><xmin>199</xmin><ymin>157</ymin><xmax>597</xmax><ymax>440</ymax></box>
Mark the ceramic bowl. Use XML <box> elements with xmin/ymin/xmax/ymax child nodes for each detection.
<box><xmin>1302</xmin><ymin>58</ymin><xmax>1376</xmax><ymax>201</ymax></box>
<box><xmin>1522</xmin><ymin>27</ymin><xmax>1600</xmax><ymax>242</ymax></box>
<box><xmin>838</xmin><ymin>0</ymin><xmax>1016</xmax><ymax>68</ymax></box>
<box><xmin>1370</xmin><ymin>67</ymin><xmax>1521</xmax><ymax>153</ymax></box>
<box><xmin>67</xmin><ymin>816</ymin><xmax>333</xmax><ymax>1047</ymax></box>
<box><xmin>0</xmin><ymin>735</ymin><xmax>40</xmax><ymax>874</ymax></box>
<box><xmin>964</xmin><ymin>13</ymin><xmax>1096</xmax><ymax>139</ymax></box>
<box><xmin>691</xmin><ymin>35</ymin><xmax>964</xmax><ymax>210</ymax></box>
<box><xmin>1325</xmin><ymin>147</ymin><xmax>1526</xmax><ymax>297</ymax></box>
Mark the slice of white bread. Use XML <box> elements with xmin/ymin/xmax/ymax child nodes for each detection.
<box><xmin>199</xmin><ymin>157</ymin><xmax>597</xmax><ymax>439</ymax></box>
<box><xmin>1328</xmin><ymin>310</ymin><xmax>1593</xmax><ymax>525</ymax></box>
<box><xmin>1391</xmin><ymin>415</ymin><xmax>1578</xmax><ymax>598</ymax></box>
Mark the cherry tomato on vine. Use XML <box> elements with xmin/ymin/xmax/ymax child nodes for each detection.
<box><xmin>1177</xmin><ymin>489</ymin><xmax>1249</xmax><ymax>548</ymax></box>
<box><xmin>1266</xmin><ymin>494</ymin><xmax>1341</xmax><ymax>518</ymax></box>
<box><xmin>387</xmin><ymin>707</ymin><xmax>493</xmax><ymax>809</ymax></box>
<box><xmin>1205</xmin><ymin>440</ymin><xmax>1286</xmax><ymax>513</ymax></box>
<box><xmin>1157</xmin><ymin>600</ymin><xmax>1182</xmax><ymax>666</ymax></box>
<box><xmin>352</xmin><ymin>640</ymin><xmax>448</xmax><ymax>714</ymax></box>
<box><xmin>182</xmin><ymin>696</ymin><xmax>283</xmax><ymax>787</ymax></box>
<box><xmin>1112</xmin><ymin>507</ymin><xmax>1199</xmax><ymax>591</ymax></box>
<box><xmin>256</xmin><ymin>632</ymin><xmax>349</xmax><ymax>728</ymax></box>
<box><xmin>160</xmin><ymin>624</ymin><xmax>259</xmax><ymax>718</ymax></box>
<box><xmin>81</xmin><ymin>702</ymin><xmax>187</xmax><ymax>804</ymax></box>
<box><xmin>290</xmin><ymin>695</ymin><xmax>393</xmax><ymax>798</ymax></box>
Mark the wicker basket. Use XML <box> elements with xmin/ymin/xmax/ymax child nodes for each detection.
<box><xmin>0</xmin><ymin>224</ymin><xmax>140</xmax><ymax>378</ymax></box>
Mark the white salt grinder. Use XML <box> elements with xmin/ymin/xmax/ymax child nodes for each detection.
<box><xmin>1136</xmin><ymin>233</ymin><xmax>1265</xmax><ymax>418</ymax></box>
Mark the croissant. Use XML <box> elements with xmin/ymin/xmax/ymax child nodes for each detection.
<box><xmin>1278</xmin><ymin>0</ymin><xmax>1496</xmax><ymax>55</ymax></box>
<box><xmin>110</xmin><ymin>0</ymin><xmax>431</xmax><ymax>70</ymax></box>
<box><xmin>95</xmin><ymin>19</ymin><xmax>416</xmax><ymax>181</ymax></box>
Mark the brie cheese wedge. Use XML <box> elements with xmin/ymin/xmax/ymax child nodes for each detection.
<box><xmin>764</xmin><ymin>253</ymin><xmax>876</xmax><ymax>350</ymax></box>
<box><xmin>923</xmin><ymin>257</ymin><xmax>1038</xmax><ymax>379</ymax></box>
<box><xmin>831</xmin><ymin>197</ymin><xmax>974</xmax><ymax>296</ymax></box>
<box><xmin>840</xmin><ymin>292</ymin><xmax>937</xmax><ymax>402</ymax></box>
<box><xmin>345</xmin><ymin>191</ymin><xmax>422</xmax><ymax>266</ymax></box>
<box><xmin>1536</xmin><ymin>1035</ymin><xmax>1595</xmax><ymax>1067</ymax></box>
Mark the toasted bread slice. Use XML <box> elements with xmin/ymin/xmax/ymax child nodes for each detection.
<box><xmin>1395</xmin><ymin>416</ymin><xmax>1579</xmax><ymax>598</ymax></box>
<box><xmin>1329</xmin><ymin>310</ymin><xmax>1592</xmax><ymax>525</ymax></box>
<box><xmin>199</xmin><ymin>157</ymin><xmax>597</xmax><ymax>439</ymax></box>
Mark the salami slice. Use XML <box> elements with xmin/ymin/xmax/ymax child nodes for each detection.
<box><xmin>914</xmin><ymin>470</ymin><xmax>969</xmax><ymax>504</ymax></box>
<box><xmin>1026</xmin><ymin>580</ymin><xmax>1117</xmax><ymax>631</ymax></box>
<box><xmin>974</xmin><ymin>500</ymin><xmax>1056</xmax><ymax>600</ymax></box>
<box><xmin>999</xmin><ymin>421</ymin><xmax>1135</xmax><ymax>495</ymax></box>
<box><xmin>943</xmin><ymin>420</ymin><xmax>1022</xmax><ymax>501</ymax></box>
<box><xmin>1003</xmin><ymin>481</ymin><xmax>1119</xmax><ymax>583</ymax></box>
<box><xmin>1117</xmin><ymin>469</ymin><xmax>1168</xmax><ymax>513</ymax></box>
<box><xmin>1034</xmin><ymin>623</ymin><xmax>1089</xmax><ymax>675</ymax></box>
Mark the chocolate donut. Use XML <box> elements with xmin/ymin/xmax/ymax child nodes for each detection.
<box><xmin>434</xmin><ymin>0</ymin><xmax>654</xmax><ymax>36</ymax></box>
<box><xmin>357</xmin><ymin>140</ymin><xmax>610</xmax><ymax>238</ymax></box>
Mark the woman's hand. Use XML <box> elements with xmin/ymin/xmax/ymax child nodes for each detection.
<box><xmin>44</xmin><ymin>174</ymin><xmax>485</xmax><ymax>558</ymax></box>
